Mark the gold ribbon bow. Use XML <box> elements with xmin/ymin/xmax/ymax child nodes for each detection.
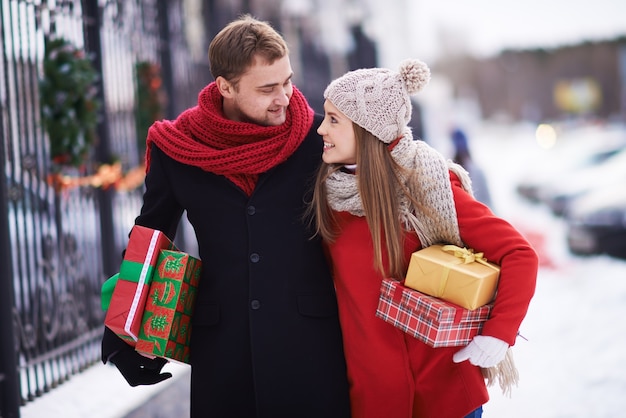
<box><xmin>441</xmin><ymin>244</ymin><xmax>499</xmax><ymax>271</ymax></box>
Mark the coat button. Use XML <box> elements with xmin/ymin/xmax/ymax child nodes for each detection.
<box><xmin>247</xmin><ymin>206</ymin><xmax>256</xmax><ymax>215</ymax></box>
<box><xmin>250</xmin><ymin>253</ymin><xmax>260</xmax><ymax>263</ymax></box>
<box><xmin>251</xmin><ymin>300</ymin><xmax>261</xmax><ymax>310</ymax></box>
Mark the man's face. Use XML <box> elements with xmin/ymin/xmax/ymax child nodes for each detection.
<box><xmin>222</xmin><ymin>55</ymin><xmax>294</xmax><ymax>126</ymax></box>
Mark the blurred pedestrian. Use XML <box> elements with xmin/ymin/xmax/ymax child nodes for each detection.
<box><xmin>309</xmin><ymin>59</ymin><xmax>538</xmax><ymax>418</ymax></box>
<box><xmin>451</xmin><ymin>127</ymin><xmax>493</xmax><ymax>207</ymax></box>
<box><xmin>101</xmin><ymin>15</ymin><xmax>350</xmax><ymax>418</ymax></box>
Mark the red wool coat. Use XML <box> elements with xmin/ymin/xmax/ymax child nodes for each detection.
<box><xmin>326</xmin><ymin>172</ymin><xmax>538</xmax><ymax>418</ymax></box>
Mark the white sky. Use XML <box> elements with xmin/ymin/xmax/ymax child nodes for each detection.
<box><xmin>405</xmin><ymin>0</ymin><xmax>626</xmax><ymax>62</ymax></box>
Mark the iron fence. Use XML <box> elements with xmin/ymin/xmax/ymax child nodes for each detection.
<box><xmin>0</xmin><ymin>0</ymin><xmax>209</xmax><ymax>416</ymax></box>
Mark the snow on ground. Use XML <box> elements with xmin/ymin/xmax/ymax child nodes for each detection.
<box><xmin>19</xmin><ymin>361</ymin><xmax>190</xmax><ymax>418</ymax></box>
<box><xmin>19</xmin><ymin>121</ymin><xmax>626</xmax><ymax>417</ymax></box>
<box><xmin>485</xmin><ymin>252</ymin><xmax>626</xmax><ymax>417</ymax></box>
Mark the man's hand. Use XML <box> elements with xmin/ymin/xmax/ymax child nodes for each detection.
<box><xmin>109</xmin><ymin>347</ymin><xmax>172</xmax><ymax>387</ymax></box>
<box><xmin>102</xmin><ymin>327</ymin><xmax>172</xmax><ymax>387</ymax></box>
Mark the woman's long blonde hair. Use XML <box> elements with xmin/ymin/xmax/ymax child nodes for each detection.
<box><xmin>310</xmin><ymin>124</ymin><xmax>422</xmax><ymax>279</ymax></box>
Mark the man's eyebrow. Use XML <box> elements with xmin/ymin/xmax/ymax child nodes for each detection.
<box><xmin>257</xmin><ymin>73</ymin><xmax>293</xmax><ymax>89</ymax></box>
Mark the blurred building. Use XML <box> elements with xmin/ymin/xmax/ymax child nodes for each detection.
<box><xmin>435</xmin><ymin>38</ymin><xmax>626</xmax><ymax>123</ymax></box>
<box><xmin>189</xmin><ymin>0</ymin><xmax>384</xmax><ymax>113</ymax></box>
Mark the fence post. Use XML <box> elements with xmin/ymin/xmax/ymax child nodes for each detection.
<box><xmin>82</xmin><ymin>0</ymin><xmax>117</xmax><ymax>277</ymax></box>
<box><xmin>0</xmin><ymin>159</ymin><xmax>21</xmax><ymax>418</ymax></box>
<box><xmin>156</xmin><ymin>0</ymin><xmax>175</xmax><ymax>119</ymax></box>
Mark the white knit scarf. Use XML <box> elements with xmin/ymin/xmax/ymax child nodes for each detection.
<box><xmin>325</xmin><ymin>129</ymin><xmax>473</xmax><ymax>247</ymax></box>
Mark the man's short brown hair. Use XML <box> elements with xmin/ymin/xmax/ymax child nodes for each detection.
<box><xmin>209</xmin><ymin>15</ymin><xmax>289</xmax><ymax>84</ymax></box>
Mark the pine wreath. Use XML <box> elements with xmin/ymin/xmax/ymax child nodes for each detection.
<box><xmin>135</xmin><ymin>61</ymin><xmax>166</xmax><ymax>153</ymax></box>
<box><xmin>39</xmin><ymin>36</ymin><xmax>101</xmax><ymax>168</ymax></box>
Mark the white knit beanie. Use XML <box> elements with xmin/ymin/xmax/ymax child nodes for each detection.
<box><xmin>323</xmin><ymin>59</ymin><xmax>431</xmax><ymax>143</ymax></box>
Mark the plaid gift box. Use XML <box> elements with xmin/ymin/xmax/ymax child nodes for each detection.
<box><xmin>104</xmin><ymin>225</ymin><xmax>177</xmax><ymax>345</ymax></box>
<box><xmin>376</xmin><ymin>278</ymin><xmax>492</xmax><ymax>348</ymax></box>
<box><xmin>135</xmin><ymin>250</ymin><xmax>202</xmax><ymax>363</ymax></box>
<box><xmin>404</xmin><ymin>244</ymin><xmax>500</xmax><ymax>310</ymax></box>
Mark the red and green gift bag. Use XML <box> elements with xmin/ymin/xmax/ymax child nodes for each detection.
<box><xmin>135</xmin><ymin>250</ymin><xmax>202</xmax><ymax>363</ymax></box>
<box><xmin>103</xmin><ymin>225</ymin><xmax>177</xmax><ymax>345</ymax></box>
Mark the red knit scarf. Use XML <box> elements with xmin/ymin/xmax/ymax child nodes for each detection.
<box><xmin>146</xmin><ymin>83</ymin><xmax>314</xmax><ymax>196</ymax></box>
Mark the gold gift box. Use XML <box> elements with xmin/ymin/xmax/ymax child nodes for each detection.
<box><xmin>404</xmin><ymin>244</ymin><xmax>500</xmax><ymax>310</ymax></box>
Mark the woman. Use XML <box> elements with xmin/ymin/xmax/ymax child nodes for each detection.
<box><xmin>309</xmin><ymin>59</ymin><xmax>538</xmax><ymax>417</ymax></box>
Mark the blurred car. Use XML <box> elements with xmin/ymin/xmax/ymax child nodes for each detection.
<box><xmin>565</xmin><ymin>186</ymin><xmax>626</xmax><ymax>259</ymax></box>
<box><xmin>539</xmin><ymin>146</ymin><xmax>626</xmax><ymax>216</ymax></box>
<box><xmin>516</xmin><ymin>124</ymin><xmax>626</xmax><ymax>203</ymax></box>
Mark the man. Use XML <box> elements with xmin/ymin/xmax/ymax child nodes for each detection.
<box><xmin>102</xmin><ymin>15</ymin><xmax>351</xmax><ymax>417</ymax></box>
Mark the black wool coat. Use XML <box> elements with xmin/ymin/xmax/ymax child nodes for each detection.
<box><xmin>134</xmin><ymin>115</ymin><xmax>350</xmax><ymax>418</ymax></box>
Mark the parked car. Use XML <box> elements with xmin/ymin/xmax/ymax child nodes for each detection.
<box><xmin>539</xmin><ymin>146</ymin><xmax>626</xmax><ymax>216</ymax></box>
<box><xmin>516</xmin><ymin>124</ymin><xmax>626</xmax><ymax>203</ymax></box>
<box><xmin>565</xmin><ymin>186</ymin><xmax>626</xmax><ymax>259</ymax></box>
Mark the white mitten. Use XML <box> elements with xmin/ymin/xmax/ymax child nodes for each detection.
<box><xmin>453</xmin><ymin>335</ymin><xmax>509</xmax><ymax>368</ymax></box>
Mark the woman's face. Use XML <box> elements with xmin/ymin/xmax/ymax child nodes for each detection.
<box><xmin>318</xmin><ymin>100</ymin><xmax>357</xmax><ymax>165</ymax></box>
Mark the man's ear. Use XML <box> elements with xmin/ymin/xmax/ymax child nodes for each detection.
<box><xmin>215</xmin><ymin>76</ymin><xmax>234</xmax><ymax>98</ymax></box>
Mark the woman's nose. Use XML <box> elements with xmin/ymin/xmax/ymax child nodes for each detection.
<box><xmin>317</xmin><ymin>123</ymin><xmax>325</xmax><ymax>136</ymax></box>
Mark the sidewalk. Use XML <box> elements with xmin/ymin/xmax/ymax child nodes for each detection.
<box><xmin>123</xmin><ymin>367</ymin><xmax>190</xmax><ymax>418</ymax></box>
<box><xmin>19</xmin><ymin>362</ymin><xmax>190</xmax><ymax>418</ymax></box>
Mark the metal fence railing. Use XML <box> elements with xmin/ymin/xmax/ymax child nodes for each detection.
<box><xmin>0</xmin><ymin>1</ymin><xmax>209</xmax><ymax>416</ymax></box>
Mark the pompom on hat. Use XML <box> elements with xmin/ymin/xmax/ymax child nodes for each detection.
<box><xmin>323</xmin><ymin>58</ymin><xmax>430</xmax><ymax>143</ymax></box>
